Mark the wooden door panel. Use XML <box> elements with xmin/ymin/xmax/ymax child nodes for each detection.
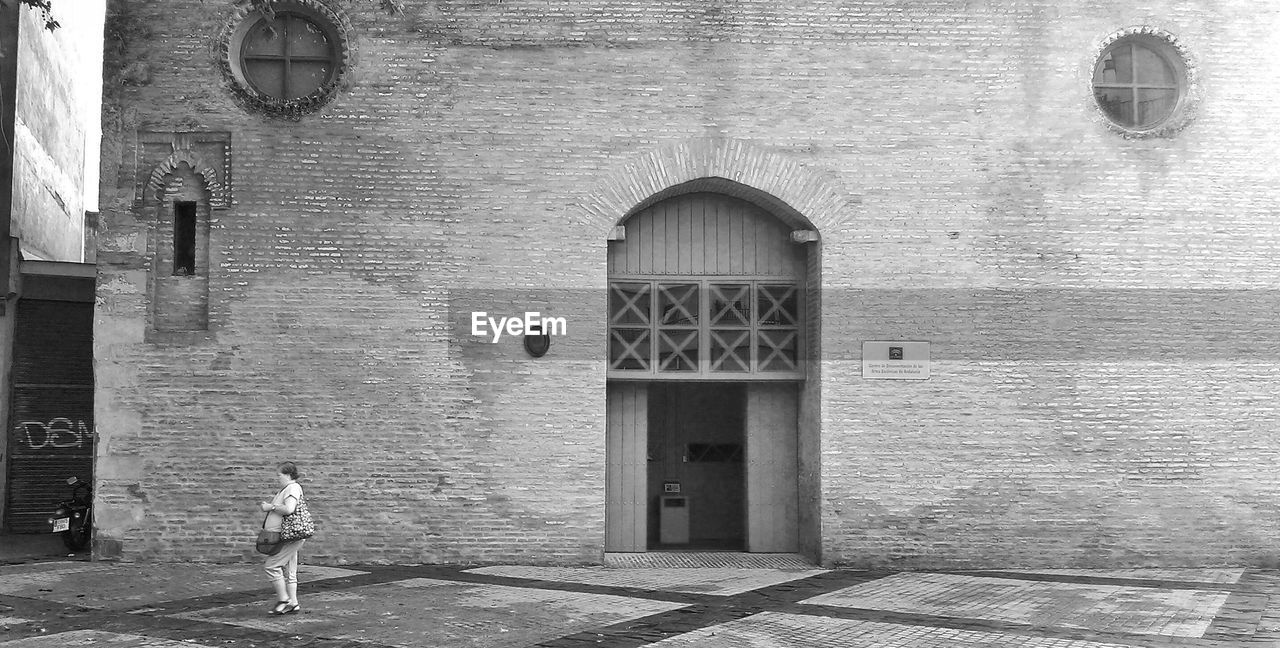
<box><xmin>746</xmin><ymin>383</ymin><xmax>799</xmax><ymax>552</ymax></box>
<box><xmin>606</xmin><ymin>382</ymin><xmax>648</xmax><ymax>551</ymax></box>
<box><xmin>609</xmin><ymin>192</ymin><xmax>803</xmax><ymax>277</ymax></box>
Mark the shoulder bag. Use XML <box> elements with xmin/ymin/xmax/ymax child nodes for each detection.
<box><xmin>254</xmin><ymin>486</ymin><xmax>286</xmax><ymax>555</ymax></box>
<box><xmin>279</xmin><ymin>495</ymin><xmax>316</xmax><ymax>542</ymax></box>
<box><xmin>255</xmin><ymin>511</ymin><xmax>283</xmax><ymax>555</ymax></box>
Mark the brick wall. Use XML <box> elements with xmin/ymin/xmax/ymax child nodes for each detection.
<box><xmin>96</xmin><ymin>0</ymin><xmax>1280</xmax><ymax>566</ymax></box>
<box><xmin>150</xmin><ymin>167</ymin><xmax>211</xmax><ymax>332</ymax></box>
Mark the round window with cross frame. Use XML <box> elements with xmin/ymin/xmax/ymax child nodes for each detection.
<box><xmin>1091</xmin><ymin>28</ymin><xmax>1195</xmax><ymax>136</ymax></box>
<box><xmin>219</xmin><ymin>1</ymin><xmax>353</xmax><ymax>118</ymax></box>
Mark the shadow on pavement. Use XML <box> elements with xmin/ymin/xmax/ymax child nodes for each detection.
<box><xmin>0</xmin><ymin>532</ymin><xmax>91</xmax><ymax>564</ymax></box>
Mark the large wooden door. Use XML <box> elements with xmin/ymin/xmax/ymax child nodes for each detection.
<box><xmin>606</xmin><ymin>190</ymin><xmax>809</xmax><ymax>553</ymax></box>
<box><xmin>745</xmin><ymin>383</ymin><xmax>799</xmax><ymax>552</ymax></box>
<box><xmin>605</xmin><ymin>382</ymin><xmax>648</xmax><ymax>551</ymax></box>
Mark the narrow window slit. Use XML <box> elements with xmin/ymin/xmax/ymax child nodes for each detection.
<box><xmin>173</xmin><ymin>201</ymin><xmax>197</xmax><ymax>275</ymax></box>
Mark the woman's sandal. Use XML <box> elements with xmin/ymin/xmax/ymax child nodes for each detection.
<box><xmin>282</xmin><ymin>602</ymin><xmax>301</xmax><ymax>615</ymax></box>
<box><xmin>268</xmin><ymin>601</ymin><xmax>292</xmax><ymax>615</ymax></box>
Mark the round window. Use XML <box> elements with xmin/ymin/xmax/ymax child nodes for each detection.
<box><xmin>220</xmin><ymin>1</ymin><xmax>352</xmax><ymax>117</ymax></box>
<box><xmin>241</xmin><ymin>13</ymin><xmax>339</xmax><ymax>100</ymax></box>
<box><xmin>1092</xmin><ymin>33</ymin><xmax>1189</xmax><ymax>132</ymax></box>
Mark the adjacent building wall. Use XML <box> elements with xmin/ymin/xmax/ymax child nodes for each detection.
<box><xmin>2</xmin><ymin>1</ymin><xmax>105</xmax><ymax>530</ymax></box>
<box><xmin>96</xmin><ymin>0</ymin><xmax>1280</xmax><ymax>567</ymax></box>
<box><xmin>11</xmin><ymin>3</ymin><xmax>102</xmax><ymax>262</ymax></box>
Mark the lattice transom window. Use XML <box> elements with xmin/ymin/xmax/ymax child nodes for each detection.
<box><xmin>609</xmin><ymin>283</ymin><xmax>652</xmax><ymax>371</ymax></box>
<box><xmin>757</xmin><ymin>285</ymin><xmax>799</xmax><ymax>372</ymax></box>
<box><xmin>608</xmin><ymin>279</ymin><xmax>802</xmax><ymax>378</ymax></box>
<box><xmin>710</xmin><ymin>283</ymin><xmax>751</xmax><ymax>372</ymax></box>
<box><xmin>657</xmin><ymin>284</ymin><xmax>699</xmax><ymax>372</ymax></box>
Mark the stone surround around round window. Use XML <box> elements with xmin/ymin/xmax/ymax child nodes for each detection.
<box><xmin>1091</xmin><ymin>27</ymin><xmax>1198</xmax><ymax>137</ymax></box>
<box><xmin>218</xmin><ymin>0</ymin><xmax>354</xmax><ymax>118</ymax></box>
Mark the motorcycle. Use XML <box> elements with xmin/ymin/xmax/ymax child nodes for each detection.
<box><xmin>48</xmin><ymin>476</ymin><xmax>92</xmax><ymax>551</ymax></box>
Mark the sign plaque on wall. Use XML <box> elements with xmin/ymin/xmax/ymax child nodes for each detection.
<box><xmin>862</xmin><ymin>341</ymin><xmax>930</xmax><ymax>380</ymax></box>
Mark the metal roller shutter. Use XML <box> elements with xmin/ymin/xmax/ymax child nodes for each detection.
<box><xmin>5</xmin><ymin>299</ymin><xmax>94</xmax><ymax>532</ymax></box>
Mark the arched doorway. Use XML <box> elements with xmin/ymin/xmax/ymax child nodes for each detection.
<box><xmin>605</xmin><ymin>186</ymin><xmax>815</xmax><ymax>554</ymax></box>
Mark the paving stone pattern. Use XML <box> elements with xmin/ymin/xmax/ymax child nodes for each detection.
<box><xmin>0</xmin><ymin>562</ymin><xmax>367</xmax><ymax>610</ymax></box>
<box><xmin>643</xmin><ymin>612</ymin><xmax>1143</xmax><ymax>648</ymax></box>
<box><xmin>1005</xmin><ymin>568</ymin><xmax>1247</xmax><ymax>585</ymax></box>
<box><xmin>802</xmin><ymin>573</ymin><xmax>1231</xmax><ymax>638</ymax></box>
<box><xmin>467</xmin><ymin>565</ymin><xmax>828</xmax><ymax>596</ymax></box>
<box><xmin>174</xmin><ymin>577</ymin><xmax>685</xmax><ymax>648</ymax></box>
<box><xmin>0</xmin><ymin>563</ymin><xmax>106</xmax><ymax>595</ymax></box>
<box><xmin>602</xmin><ymin>552</ymin><xmax>818</xmax><ymax>569</ymax></box>
<box><xmin>0</xmin><ymin>630</ymin><xmax>206</xmax><ymax>648</ymax></box>
<box><xmin>1</xmin><ymin>563</ymin><xmax>1278</xmax><ymax>648</ymax></box>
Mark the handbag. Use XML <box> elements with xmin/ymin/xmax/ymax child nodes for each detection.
<box><xmin>255</xmin><ymin>512</ymin><xmax>283</xmax><ymax>555</ymax></box>
<box><xmin>279</xmin><ymin>496</ymin><xmax>316</xmax><ymax>541</ymax></box>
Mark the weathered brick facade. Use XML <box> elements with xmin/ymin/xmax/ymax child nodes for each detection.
<box><xmin>96</xmin><ymin>0</ymin><xmax>1280</xmax><ymax>567</ymax></box>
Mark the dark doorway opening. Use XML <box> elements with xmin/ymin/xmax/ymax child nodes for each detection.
<box><xmin>647</xmin><ymin>382</ymin><xmax>745</xmax><ymax>550</ymax></box>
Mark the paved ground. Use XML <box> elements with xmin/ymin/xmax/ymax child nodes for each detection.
<box><xmin>1</xmin><ymin>538</ymin><xmax>1278</xmax><ymax>647</ymax></box>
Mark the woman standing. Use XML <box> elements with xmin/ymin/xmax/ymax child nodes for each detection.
<box><xmin>259</xmin><ymin>461</ymin><xmax>306</xmax><ymax>615</ymax></box>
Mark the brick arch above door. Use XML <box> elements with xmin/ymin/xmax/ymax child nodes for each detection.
<box><xmin>572</xmin><ymin>137</ymin><xmax>857</xmax><ymax>237</ymax></box>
